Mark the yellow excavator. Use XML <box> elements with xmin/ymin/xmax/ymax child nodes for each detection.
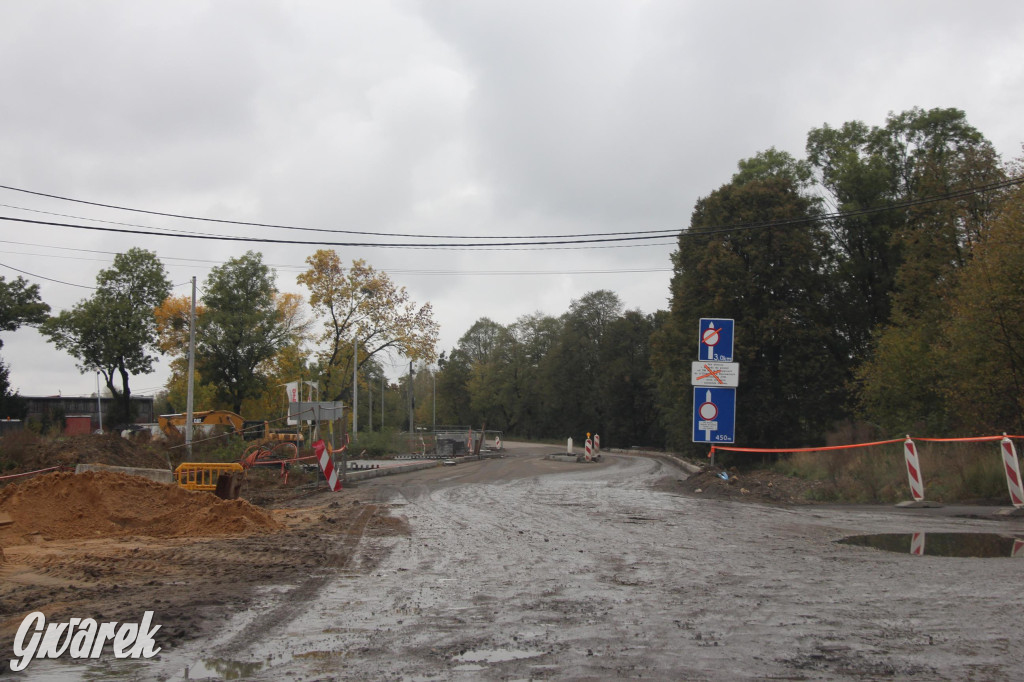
<box><xmin>157</xmin><ymin>410</ymin><xmax>302</xmax><ymax>445</ymax></box>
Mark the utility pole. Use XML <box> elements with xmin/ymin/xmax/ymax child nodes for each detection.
<box><xmin>432</xmin><ymin>370</ymin><xmax>436</xmax><ymax>433</ymax></box>
<box><xmin>185</xmin><ymin>276</ymin><xmax>197</xmax><ymax>458</ymax></box>
<box><xmin>408</xmin><ymin>361</ymin><xmax>414</xmax><ymax>435</ymax></box>
<box><xmin>381</xmin><ymin>374</ymin><xmax>385</xmax><ymax>431</ymax></box>
<box><xmin>352</xmin><ymin>334</ymin><xmax>358</xmax><ymax>441</ymax></box>
<box><xmin>96</xmin><ymin>372</ymin><xmax>103</xmax><ymax>433</ymax></box>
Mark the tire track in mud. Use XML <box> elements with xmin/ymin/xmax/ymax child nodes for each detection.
<box><xmin>154</xmin><ymin>452</ymin><xmax>1024</xmax><ymax>680</ymax></box>
<box><xmin>206</xmin><ymin>503</ymin><xmax>382</xmax><ymax>656</ymax></box>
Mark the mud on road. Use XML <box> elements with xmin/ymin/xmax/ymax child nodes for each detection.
<box><xmin>9</xmin><ymin>443</ymin><xmax>1024</xmax><ymax>680</ymax></box>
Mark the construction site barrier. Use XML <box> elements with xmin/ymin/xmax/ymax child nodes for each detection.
<box><xmin>708</xmin><ymin>434</ymin><xmax>1024</xmax><ymax>505</ymax></box>
<box><xmin>174</xmin><ymin>462</ymin><xmax>244</xmax><ymax>491</ymax></box>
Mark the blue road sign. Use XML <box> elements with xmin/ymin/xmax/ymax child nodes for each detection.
<box><xmin>698</xmin><ymin>318</ymin><xmax>734</xmax><ymax>361</ymax></box>
<box><xmin>693</xmin><ymin>387</ymin><xmax>736</xmax><ymax>443</ymax></box>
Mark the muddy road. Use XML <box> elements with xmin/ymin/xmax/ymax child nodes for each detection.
<box><xmin>18</xmin><ymin>443</ymin><xmax>1024</xmax><ymax>680</ymax></box>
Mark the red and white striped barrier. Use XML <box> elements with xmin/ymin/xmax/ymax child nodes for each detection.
<box><xmin>585</xmin><ymin>438</ymin><xmax>593</xmax><ymax>462</ymax></box>
<box><xmin>903</xmin><ymin>438</ymin><xmax>925</xmax><ymax>502</ymax></box>
<box><xmin>594</xmin><ymin>434</ymin><xmax>600</xmax><ymax>452</ymax></box>
<box><xmin>312</xmin><ymin>439</ymin><xmax>343</xmax><ymax>492</ymax></box>
<box><xmin>1000</xmin><ymin>437</ymin><xmax>1024</xmax><ymax>507</ymax></box>
<box><xmin>910</xmin><ymin>532</ymin><xmax>925</xmax><ymax>556</ymax></box>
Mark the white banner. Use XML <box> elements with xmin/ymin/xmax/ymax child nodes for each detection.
<box><xmin>286</xmin><ymin>381</ymin><xmax>300</xmax><ymax>425</ymax></box>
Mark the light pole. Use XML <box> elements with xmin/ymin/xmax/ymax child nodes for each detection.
<box><xmin>432</xmin><ymin>369</ymin><xmax>436</xmax><ymax>434</ymax></box>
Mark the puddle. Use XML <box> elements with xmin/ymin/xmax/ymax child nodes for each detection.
<box><xmin>837</xmin><ymin>532</ymin><xmax>1024</xmax><ymax>558</ymax></box>
<box><xmin>452</xmin><ymin>648</ymin><xmax>546</xmax><ymax>663</ymax></box>
<box><xmin>184</xmin><ymin>659</ymin><xmax>266</xmax><ymax>680</ymax></box>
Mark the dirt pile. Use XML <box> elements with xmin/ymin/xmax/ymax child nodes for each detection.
<box><xmin>676</xmin><ymin>465</ymin><xmax>824</xmax><ymax>504</ymax></box>
<box><xmin>0</xmin><ymin>431</ymin><xmax>170</xmax><ymax>474</ymax></box>
<box><xmin>0</xmin><ymin>471</ymin><xmax>281</xmax><ymax>545</ymax></box>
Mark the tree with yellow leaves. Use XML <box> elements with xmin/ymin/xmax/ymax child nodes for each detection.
<box><xmin>297</xmin><ymin>251</ymin><xmax>438</xmax><ymax>403</ymax></box>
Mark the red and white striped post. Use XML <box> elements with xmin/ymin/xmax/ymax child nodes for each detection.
<box><xmin>585</xmin><ymin>437</ymin><xmax>593</xmax><ymax>462</ymax></box>
<box><xmin>594</xmin><ymin>434</ymin><xmax>600</xmax><ymax>452</ymax></box>
<box><xmin>903</xmin><ymin>437</ymin><xmax>925</xmax><ymax>502</ymax></box>
<box><xmin>1000</xmin><ymin>436</ymin><xmax>1024</xmax><ymax>508</ymax></box>
<box><xmin>313</xmin><ymin>439</ymin><xmax>343</xmax><ymax>492</ymax></box>
<box><xmin>910</xmin><ymin>532</ymin><xmax>925</xmax><ymax>556</ymax></box>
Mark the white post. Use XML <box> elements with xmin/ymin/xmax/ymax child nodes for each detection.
<box><xmin>567</xmin><ymin>437</ymin><xmax>573</xmax><ymax>454</ymax></box>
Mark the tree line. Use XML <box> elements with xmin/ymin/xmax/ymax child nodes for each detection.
<box><xmin>438</xmin><ymin>107</ymin><xmax>1024</xmax><ymax>452</ymax></box>
<box><xmin>0</xmin><ymin>249</ymin><xmax>437</xmax><ymax>429</ymax></box>
<box><xmin>2</xmin><ymin>106</ymin><xmax>1020</xmax><ymax>450</ymax></box>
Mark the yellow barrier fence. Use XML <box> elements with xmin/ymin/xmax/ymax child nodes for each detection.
<box><xmin>174</xmin><ymin>462</ymin><xmax>244</xmax><ymax>491</ymax></box>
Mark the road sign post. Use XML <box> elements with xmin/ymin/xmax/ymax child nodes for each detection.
<box><xmin>693</xmin><ymin>319</ymin><xmax>738</xmax><ymax>451</ymax></box>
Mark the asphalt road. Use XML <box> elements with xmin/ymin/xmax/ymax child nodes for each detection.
<box><xmin>123</xmin><ymin>443</ymin><xmax>1024</xmax><ymax>679</ymax></box>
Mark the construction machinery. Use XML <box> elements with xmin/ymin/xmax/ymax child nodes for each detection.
<box><xmin>157</xmin><ymin>410</ymin><xmax>303</xmax><ymax>445</ymax></box>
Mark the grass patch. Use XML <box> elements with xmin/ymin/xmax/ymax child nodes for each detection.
<box><xmin>771</xmin><ymin>441</ymin><xmax>1011</xmax><ymax>504</ymax></box>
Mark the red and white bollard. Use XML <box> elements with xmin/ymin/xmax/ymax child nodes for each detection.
<box><xmin>594</xmin><ymin>434</ymin><xmax>600</xmax><ymax>452</ymax></box>
<box><xmin>910</xmin><ymin>532</ymin><xmax>925</xmax><ymax>556</ymax></box>
<box><xmin>585</xmin><ymin>438</ymin><xmax>593</xmax><ymax>462</ymax></box>
<box><xmin>1000</xmin><ymin>437</ymin><xmax>1024</xmax><ymax>507</ymax></box>
<box><xmin>903</xmin><ymin>437</ymin><xmax>925</xmax><ymax>502</ymax></box>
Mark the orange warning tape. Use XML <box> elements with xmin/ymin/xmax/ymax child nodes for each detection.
<box><xmin>0</xmin><ymin>465</ymin><xmax>66</xmax><ymax>481</ymax></box>
<box><xmin>708</xmin><ymin>435</ymin><xmax>1024</xmax><ymax>458</ymax></box>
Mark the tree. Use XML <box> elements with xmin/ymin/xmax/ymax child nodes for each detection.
<box><xmin>843</xmin><ymin>109</ymin><xmax>1005</xmax><ymax>433</ymax></box>
<box><xmin>0</xmin><ymin>274</ymin><xmax>49</xmax><ymax>416</ymax></box>
<box><xmin>598</xmin><ymin>310</ymin><xmax>662</xmax><ymax>448</ymax></box>
<box><xmin>41</xmin><ymin>248</ymin><xmax>171</xmax><ymax>425</ymax></box>
<box><xmin>196</xmin><ymin>251</ymin><xmax>290</xmax><ymax>414</ymax></box>
<box><xmin>0</xmin><ymin>275</ymin><xmax>50</xmax><ymax>339</ymax></box>
<box><xmin>925</xmin><ymin>180</ymin><xmax>1024</xmax><ymax>433</ymax></box>
<box><xmin>541</xmin><ymin>291</ymin><xmax>624</xmax><ymax>438</ymax></box>
<box><xmin>297</xmin><ymin>251</ymin><xmax>439</xmax><ymax>402</ymax></box>
<box><xmin>652</xmin><ymin>151</ymin><xmax>846</xmax><ymax>451</ymax></box>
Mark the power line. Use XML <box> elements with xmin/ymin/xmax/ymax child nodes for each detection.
<box><xmin>0</xmin><ymin>185</ymin><xmax>678</xmax><ymax>240</ymax></box>
<box><xmin>1</xmin><ymin>176</ymin><xmax>1019</xmax><ymax>249</ymax></box>
<box><xmin>0</xmin><ymin>261</ymin><xmax>97</xmax><ymax>289</ymax></box>
<box><xmin>0</xmin><ymin>214</ymin><xmax>674</xmax><ymax>247</ymax></box>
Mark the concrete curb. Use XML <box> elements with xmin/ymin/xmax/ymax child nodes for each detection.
<box><xmin>602</xmin><ymin>448</ymin><xmax>702</xmax><ymax>475</ymax></box>
<box><xmin>345</xmin><ymin>460</ymin><xmax>439</xmax><ymax>482</ymax></box>
<box><xmin>75</xmin><ymin>463</ymin><xmax>174</xmax><ymax>485</ymax></box>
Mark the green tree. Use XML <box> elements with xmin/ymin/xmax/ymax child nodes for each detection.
<box><xmin>652</xmin><ymin>151</ymin><xmax>846</xmax><ymax>451</ymax></box>
<box><xmin>41</xmin><ymin>248</ymin><xmax>171</xmax><ymax>425</ymax></box>
<box><xmin>931</xmin><ymin>180</ymin><xmax>1024</xmax><ymax>433</ymax></box>
<box><xmin>597</xmin><ymin>310</ymin><xmax>662</xmax><ymax>448</ymax></box>
<box><xmin>0</xmin><ymin>274</ymin><xmax>49</xmax><ymax>417</ymax></box>
<box><xmin>0</xmin><ymin>275</ymin><xmax>50</xmax><ymax>338</ymax></box>
<box><xmin>541</xmin><ymin>291</ymin><xmax>623</xmax><ymax>438</ymax></box>
<box><xmin>197</xmin><ymin>251</ymin><xmax>289</xmax><ymax>414</ymax></box>
<box><xmin>846</xmin><ymin>109</ymin><xmax>1005</xmax><ymax>433</ymax></box>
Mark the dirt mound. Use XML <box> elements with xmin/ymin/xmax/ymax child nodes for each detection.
<box><xmin>0</xmin><ymin>471</ymin><xmax>281</xmax><ymax>545</ymax></box>
<box><xmin>0</xmin><ymin>431</ymin><xmax>170</xmax><ymax>474</ymax></box>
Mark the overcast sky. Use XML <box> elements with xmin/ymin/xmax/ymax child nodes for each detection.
<box><xmin>1</xmin><ymin>0</ymin><xmax>1022</xmax><ymax>399</ymax></box>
